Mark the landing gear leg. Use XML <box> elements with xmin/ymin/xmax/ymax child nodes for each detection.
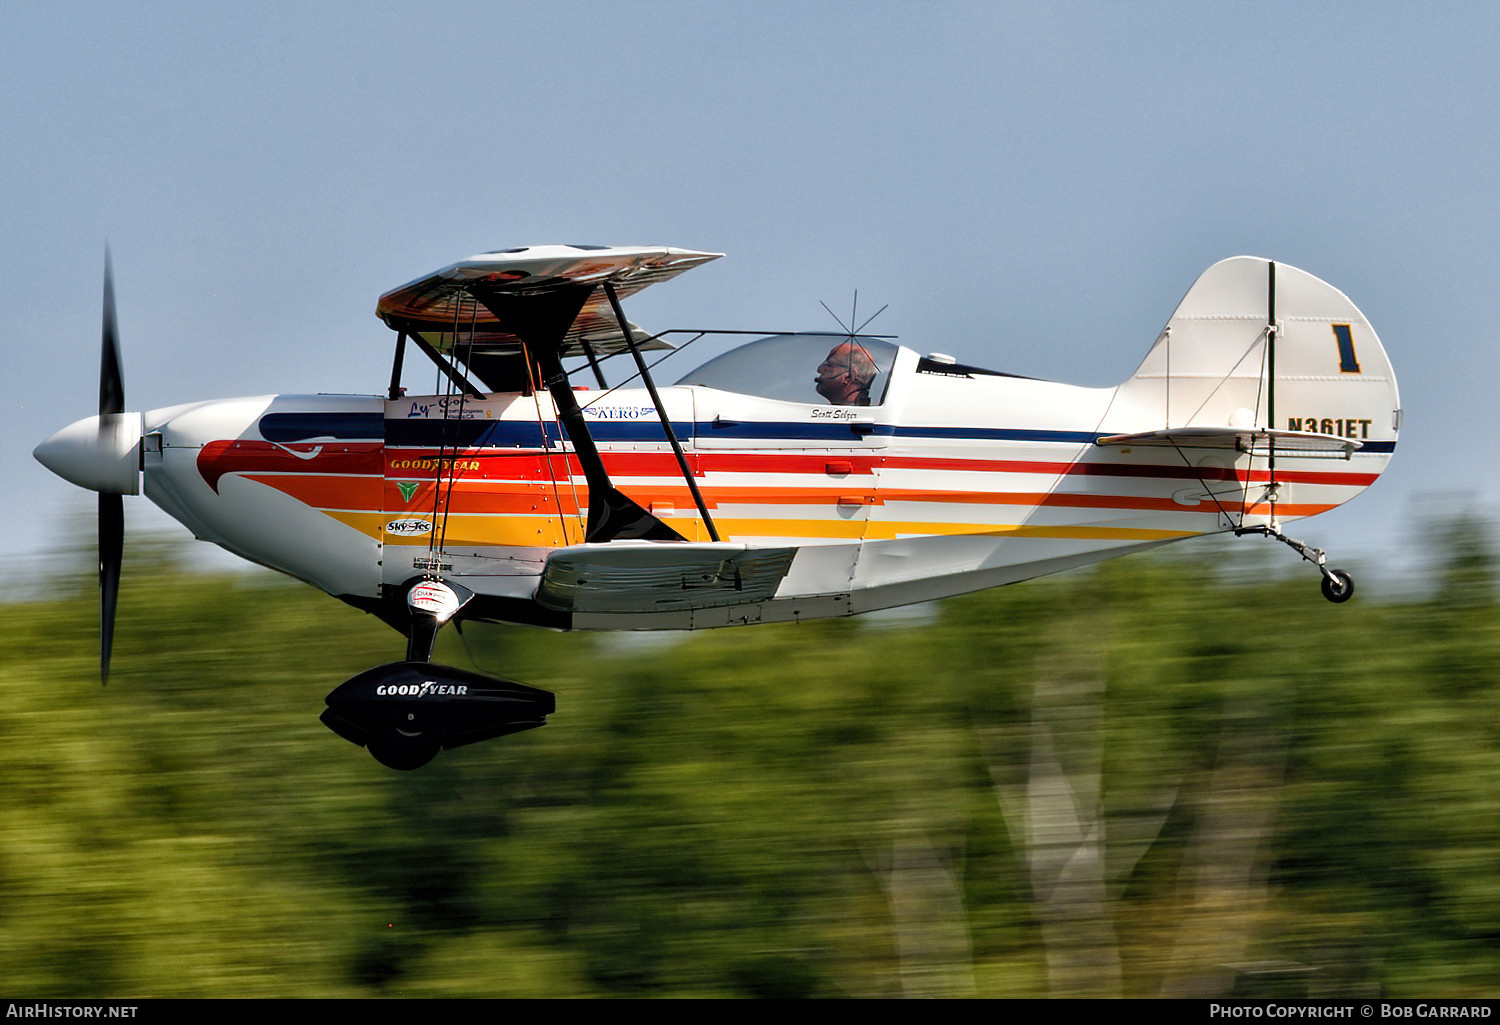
<box><xmin>1236</xmin><ymin>524</ymin><xmax>1354</xmax><ymax>603</ymax></box>
<box><xmin>364</xmin><ymin>578</ymin><xmax>477</xmax><ymax>770</ymax></box>
<box><xmin>404</xmin><ymin>578</ymin><xmax>475</xmax><ymax>663</ymax></box>
<box><xmin>407</xmin><ymin>613</ymin><xmax>441</xmax><ymax>663</ymax></box>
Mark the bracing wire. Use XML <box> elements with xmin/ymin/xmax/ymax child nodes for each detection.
<box><xmin>427</xmin><ymin>296</ymin><xmax>468</xmax><ymax>562</ymax></box>
<box><xmin>1168</xmin><ymin>440</ymin><xmax>1240</xmax><ymax>531</ymax></box>
<box><xmin>435</xmin><ymin>297</ymin><xmax>477</xmax><ymax>555</ymax></box>
<box><xmin>525</xmin><ymin>345</ymin><xmax>583</xmax><ymax>543</ymax></box>
<box><xmin>1240</xmin><ymin>323</ymin><xmax>1273</xmax><ymax>522</ymax></box>
<box><xmin>577</xmin><ymin>331</ymin><xmax>704</xmax><ymax>410</ymax></box>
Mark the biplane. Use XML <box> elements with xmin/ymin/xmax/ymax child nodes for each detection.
<box><xmin>35</xmin><ymin>245</ymin><xmax>1400</xmax><ymax>768</ymax></box>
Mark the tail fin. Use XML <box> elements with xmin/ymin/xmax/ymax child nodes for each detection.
<box><xmin>1104</xmin><ymin>258</ymin><xmax>1399</xmax><ymax>528</ymax></box>
<box><xmin>1115</xmin><ymin>256</ymin><xmax>1400</xmax><ymax>447</ymax></box>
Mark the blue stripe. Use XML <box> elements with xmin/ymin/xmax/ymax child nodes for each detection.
<box><xmin>385</xmin><ymin>418</ymin><xmax>694</xmax><ymax>448</ymax></box>
<box><xmin>385</xmin><ymin>419</ymin><xmax>555</xmax><ymax>448</ymax></box>
<box><xmin>704</xmin><ymin>421</ymin><xmax>884</xmax><ymax>441</ymax></box>
<box><xmin>383</xmin><ymin>418</ymin><xmax>1088</xmax><ymax>447</ymax></box>
<box><xmin>890</xmin><ymin>425</ymin><xmax>1099</xmax><ymax>443</ymax></box>
<box><xmin>592</xmin><ymin>421</ymin><xmax>694</xmax><ymax>441</ymax></box>
<box><xmin>379</xmin><ymin>415</ymin><xmax>1401</xmax><ymax>454</ymax></box>
<box><xmin>710</xmin><ymin>423</ymin><xmax>1098</xmax><ymax>443</ymax></box>
<box><xmin>261</xmin><ymin>413</ymin><xmax>384</xmax><ymax>441</ymax></box>
<box><xmin>892</xmin><ymin>426</ymin><xmax>1399</xmax><ymax>451</ymax></box>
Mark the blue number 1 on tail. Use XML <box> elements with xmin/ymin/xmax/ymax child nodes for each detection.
<box><xmin>1333</xmin><ymin>323</ymin><xmax>1361</xmax><ymax>374</ymax></box>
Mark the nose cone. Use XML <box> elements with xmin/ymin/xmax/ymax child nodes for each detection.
<box><xmin>34</xmin><ymin>412</ymin><xmax>144</xmax><ymax>494</ymax></box>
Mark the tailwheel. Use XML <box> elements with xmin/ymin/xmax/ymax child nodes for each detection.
<box><xmin>1236</xmin><ymin>524</ymin><xmax>1356</xmax><ymax>605</ymax></box>
<box><xmin>1321</xmin><ymin>569</ymin><xmax>1354</xmax><ymax>604</ymax></box>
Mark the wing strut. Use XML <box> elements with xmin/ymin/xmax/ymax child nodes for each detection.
<box><xmin>408</xmin><ymin>332</ymin><xmax>485</xmax><ymax>399</ymax></box>
<box><xmin>387</xmin><ymin>329</ymin><xmax>407</xmax><ymax>400</ymax></box>
<box><xmin>472</xmin><ymin>285</ymin><xmax>683</xmax><ymax>544</ymax></box>
<box><xmin>578</xmin><ymin>337</ymin><xmax>608</xmax><ymax>389</ymax></box>
<box><xmin>603</xmin><ymin>282</ymin><xmax>720</xmax><ymax>543</ymax></box>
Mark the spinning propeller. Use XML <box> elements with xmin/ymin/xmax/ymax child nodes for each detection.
<box><xmin>33</xmin><ymin>252</ymin><xmax>144</xmax><ymax>683</ymax></box>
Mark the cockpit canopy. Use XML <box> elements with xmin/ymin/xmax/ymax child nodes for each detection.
<box><xmin>676</xmin><ymin>334</ymin><xmax>900</xmax><ymax>406</ymax></box>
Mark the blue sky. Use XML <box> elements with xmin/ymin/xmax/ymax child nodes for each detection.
<box><xmin>5</xmin><ymin>1</ymin><xmax>1495</xmax><ymax>578</ymax></box>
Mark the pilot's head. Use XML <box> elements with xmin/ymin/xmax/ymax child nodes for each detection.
<box><xmin>816</xmin><ymin>340</ymin><xmax>878</xmax><ymax>406</ymax></box>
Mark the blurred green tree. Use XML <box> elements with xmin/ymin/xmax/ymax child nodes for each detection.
<box><xmin>0</xmin><ymin>521</ymin><xmax>1495</xmax><ymax>997</ymax></box>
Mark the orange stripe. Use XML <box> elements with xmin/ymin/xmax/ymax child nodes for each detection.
<box><xmin>246</xmin><ymin>472</ymin><xmax>1339</xmax><ymax>524</ymax></box>
<box><xmin>243</xmin><ymin>474</ymin><xmax>380</xmax><ymax>507</ymax></box>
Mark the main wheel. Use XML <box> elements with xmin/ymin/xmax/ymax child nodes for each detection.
<box><xmin>1321</xmin><ymin>569</ymin><xmax>1354</xmax><ymax>604</ymax></box>
<box><xmin>367</xmin><ymin>730</ymin><xmax>441</xmax><ymax>770</ymax></box>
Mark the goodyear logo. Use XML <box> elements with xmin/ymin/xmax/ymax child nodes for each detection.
<box><xmin>385</xmin><ymin>518</ymin><xmax>432</xmax><ymax>536</ymax></box>
<box><xmin>375</xmin><ymin>682</ymin><xmax>468</xmax><ymax>697</ymax></box>
<box><xmin>388</xmin><ymin>458</ymin><xmax>481</xmax><ymax>471</ymax></box>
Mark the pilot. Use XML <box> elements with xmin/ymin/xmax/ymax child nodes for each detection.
<box><xmin>815</xmin><ymin>340</ymin><xmax>878</xmax><ymax>406</ymax></box>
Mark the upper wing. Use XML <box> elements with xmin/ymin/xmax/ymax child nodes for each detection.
<box><xmin>377</xmin><ymin>244</ymin><xmax>722</xmax><ymax>358</ymax></box>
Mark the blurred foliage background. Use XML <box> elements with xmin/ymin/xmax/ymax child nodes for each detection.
<box><xmin>1</xmin><ymin>520</ymin><xmax>1497</xmax><ymax>998</ymax></box>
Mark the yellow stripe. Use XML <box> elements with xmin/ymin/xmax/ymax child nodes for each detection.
<box><xmin>324</xmin><ymin>510</ymin><xmax>573</xmax><ymax>546</ymax></box>
<box><xmin>324</xmin><ymin>508</ymin><xmax>1196</xmax><ymax>546</ymax></box>
<box><xmin>715</xmin><ymin>518</ymin><xmax>1197</xmax><ymax>542</ymax></box>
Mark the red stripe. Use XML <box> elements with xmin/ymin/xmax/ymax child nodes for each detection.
<box><xmin>384</xmin><ymin>446</ymin><xmax>1381</xmax><ymax>486</ymax></box>
<box><xmin>208</xmin><ymin>445</ymin><xmax>1349</xmax><ymax>523</ymax></box>
<box><xmin>880</xmin><ymin>456</ymin><xmax>1377</xmax><ymax>487</ymax></box>
<box><xmin>197</xmin><ymin>441</ymin><xmax>383</xmax><ymax>492</ymax></box>
<box><xmin>203</xmin><ymin>440</ymin><xmax>1381</xmax><ymax>495</ymax></box>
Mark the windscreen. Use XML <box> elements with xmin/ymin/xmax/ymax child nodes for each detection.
<box><xmin>675</xmin><ymin>334</ymin><xmax>899</xmax><ymax>406</ymax></box>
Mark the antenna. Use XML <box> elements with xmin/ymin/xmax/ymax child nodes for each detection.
<box><xmin>818</xmin><ymin>290</ymin><xmax>889</xmax><ymax>337</ymax></box>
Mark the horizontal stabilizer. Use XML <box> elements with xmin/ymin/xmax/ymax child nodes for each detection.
<box><xmin>1096</xmin><ymin>426</ymin><xmax>1362</xmax><ymax>458</ymax></box>
<box><xmin>536</xmin><ymin>541</ymin><xmax>796</xmax><ymax>614</ymax></box>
